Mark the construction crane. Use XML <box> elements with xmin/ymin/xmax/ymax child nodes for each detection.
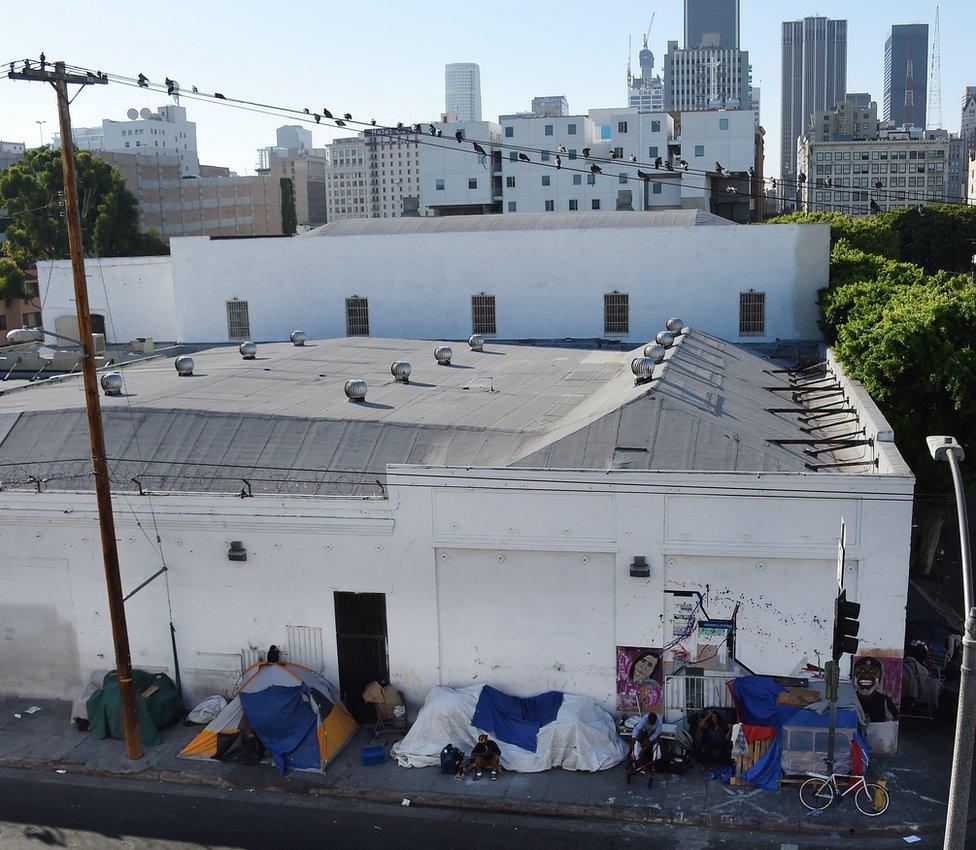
<box><xmin>643</xmin><ymin>11</ymin><xmax>656</xmax><ymax>50</ymax></box>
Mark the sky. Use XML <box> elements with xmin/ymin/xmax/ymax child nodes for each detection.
<box><xmin>0</xmin><ymin>0</ymin><xmax>971</xmax><ymax>179</ymax></box>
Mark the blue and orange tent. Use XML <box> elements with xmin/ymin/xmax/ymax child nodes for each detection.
<box><xmin>179</xmin><ymin>661</ymin><xmax>358</xmax><ymax>773</ymax></box>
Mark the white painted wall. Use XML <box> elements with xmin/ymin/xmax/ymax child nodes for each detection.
<box><xmin>0</xmin><ymin>467</ymin><xmax>913</xmax><ymax>721</ymax></box>
<box><xmin>38</xmin><ymin>257</ymin><xmax>177</xmax><ymax>344</ymax></box>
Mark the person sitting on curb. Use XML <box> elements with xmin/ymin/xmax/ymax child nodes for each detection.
<box><xmin>467</xmin><ymin>733</ymin><xmax>501</xmax><ymax>781</ymax></box>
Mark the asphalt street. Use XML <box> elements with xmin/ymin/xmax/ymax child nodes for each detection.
<box><xmin>0</xmin><ymin>767</ymin><xmax>953</xmax><ymax>850</ymax></box>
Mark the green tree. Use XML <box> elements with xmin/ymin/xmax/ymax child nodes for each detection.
<box><xmin>0</xmin><ymin>256</ymin><xmax>28</xmax><ymax>305</ymax></box>
<box><xmin>280</xmin><ymin>177</ymin><xmax>297</xmax><ymax>236</ymax></box>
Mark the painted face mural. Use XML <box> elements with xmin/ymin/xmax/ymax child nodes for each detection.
<box><xmin>852</xmin><ymin>656</ymin><xmax>898</xmax><ymax>723</ymax></box>
<box><xmin>853</xmin><ymin>656</ymin><xmax>883</xmax><ymax>697</ymax></box>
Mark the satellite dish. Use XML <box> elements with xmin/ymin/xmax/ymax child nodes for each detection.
<box><xmin>126</xmin><ymin>108</ymin><xmax>139</xmax><ymax>120</ymax></box>
<box><xmin>140</xmin><ymin>108</ymin><xmax>153</xmax><ymax>120</ymax></box>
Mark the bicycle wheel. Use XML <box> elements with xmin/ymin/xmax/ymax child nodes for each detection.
<box><xmin>799</xmin><ymin>777</ymin><xmax>835</xmax><ymax>810</ymax></box>
<box><xmin>854</xmin><ymin>782</ymin><xmax>889</xmax><ymax>816</ymax></box>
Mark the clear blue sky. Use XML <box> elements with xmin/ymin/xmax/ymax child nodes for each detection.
<box><xmin>0</xmin><ymin>1</ymin><xmax>970</xmax><ymax>178</ymax></box>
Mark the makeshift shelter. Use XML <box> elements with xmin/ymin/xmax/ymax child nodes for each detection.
<box><xmin>86</xmin><ymin>670</ymin><xmax>183</xmax><ymax>747</ymax></box>
<box><xmin>730</xmin><ymin>675</ymin><xmax>868</xmax><ymax>790</ymax></box>
<box><xmin>179</xmin><ymin>661</ymin><xmax>357</xmax><ymax>773</ymax></box>
<box><xmin>392</xmin><ymin>685</ymin><xmax>627</xmax><ymax>773</ymax></box>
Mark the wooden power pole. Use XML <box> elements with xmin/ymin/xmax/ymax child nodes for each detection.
<box><xmin>8</xmin><ymin>59</ymin><xmax>143</xmax><ymax>759</ymax></box>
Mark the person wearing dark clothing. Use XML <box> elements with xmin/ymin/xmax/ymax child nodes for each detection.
<box><xmin>468</xmin><ymin>734</ymin><xmax>501</xmax><ymax>780</ymax></box>
<box><xmin>695</xmin><ymin>710</ymin><xmax>732</xmax><ymax>768</ymax></box>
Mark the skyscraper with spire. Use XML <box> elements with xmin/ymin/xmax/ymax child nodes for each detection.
<box><xmin>627</xmin><ymin>34</ymin><xmax>664</xmax><ymax>111</ymax></box>
<box><xmin>884</xmin><ymin>24</ymin><xmax>928</xmax><ymax>130</ymax></box>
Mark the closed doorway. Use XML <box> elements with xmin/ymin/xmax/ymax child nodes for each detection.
<box><xmin>334</xmin><ymin>592</ymin><xmax>389</xmax><ymax>722</ymax></box>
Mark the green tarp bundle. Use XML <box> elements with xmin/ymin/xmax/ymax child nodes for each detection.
<box><xmin>86</xmin><ymin>670</ymin><xmax>183</xmax><ymax>746</ymax></box>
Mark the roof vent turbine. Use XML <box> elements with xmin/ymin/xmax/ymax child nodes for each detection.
<box><xmin>468</xmin><ymin>334</ymin><xmax>484</xmax><ymax>351</ymax></box>
<box><xmin>665</xmin><ymin>317</ymin><xmax>684</xmax><ymax>333</ymax></box>
<box><xmin>655</xmin><ymin>331</ymin><xmax>675</xmax><ymax>347</ymax></box>
<box><xmin>643</xmin><ymin>343</ymin><xmax>666</xmax><ymax>363</ymax></box>
<box><xmin>100</xmin><ymin>373</ymin><xmax>123</xmax><ymax>396</ymax></box>
<box><xmin>344</xmin><ymin>379</ymin><xmax>367</xmax><ymax>402</ymax></box>
<box><xmin>631</xmin><ymin>357</ymin><xmax>656</xmax><ymax>380</ymax></box>
<box><xmin>239</xmin><ymin>341</ymin><xmax>256</xmax><ymax>359</ymax></box>
<box><xmin>434</xmin><ymin>346</ymin><xmax>453</xmax><ymax>365</ymax></box>
<box><xmin>175</xmin><ymin>356</ymin><xmax>194</xmax><ymax>376</ymax></box>
<box><xmin>391</xmin><ymin>361</ymin><xmax>412</xmax><ymax>383</ymax></box>
<box><xmin>290</xmin><ymin>330</ymin><xmax>306</xmax><ymax>347</ymax></box>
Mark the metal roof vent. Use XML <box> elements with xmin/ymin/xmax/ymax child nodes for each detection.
<box><xmin>468</xmin><ymin>334</ymin><xmax>485</xmax><ymax>351</ymax></box>
<box><xmin>631</xmin><ymin>357</ymin><xmax>655</xmax><ymax>379</ymax></box>
<box><xmin>344</xmin><ymin>379</ymin><xmax>367</xmax><ymax>401</ymax></box>
<box><xmin>100</xmin><ymin>372</ymin><xmax>123</xmax><ymax>396</ymax></box>
<box><xmin>665</xmin><ymin>317</ymin><xmax>684</xmax><ymax>333</ymax></box>
<box><xmin>655</xmin><ymin>330</ymin><xmax>675</xmax><ymax>347</ymax></box>
<box><xmin>643</xmin><ymin>343</ymin><xmax>666</xmax><ymax>363</ymax></box>
<box><xmin>239</xmin><ymin>341</ymin><xmax>257</xmax><ymax>359</ymax></box>
<box><xmin>175</xmin><ymin>355</ymin><xmax>194</xmax><ymax>376</ymax></box>
<box><xmin>434</xmin><ymin>345</ymin><xmax>453</xmax><ymax>365</ymax></box>
<box><xmin>290</xmin><ymin>330</ymin><xmax>306</xmax><ymax>347</ymax></box>
<box><xmin>391</xmin><ymin>361</ymin><xmax>412</xmax><ymax>383</ymax></box>
<box><xmin>6</xmin><ymin>327</ymin><xmax>43</xmax><ymax>345</ymax></box>
<box><xmin>681</xmin><ymin>326</ymin><xmax>691</xmax><ymax>335</ymax></box>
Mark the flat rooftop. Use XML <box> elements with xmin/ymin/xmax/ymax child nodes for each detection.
<box><xmin>0</xmin><ymin>330</ymin><xmax>899</xmax><ymax>496</ymax></box>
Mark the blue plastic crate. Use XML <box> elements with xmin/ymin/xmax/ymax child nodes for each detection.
<box><xmin>360</xmin><ymin>745</ymin><xmax>387</xmax><ymax>767</ymax></box>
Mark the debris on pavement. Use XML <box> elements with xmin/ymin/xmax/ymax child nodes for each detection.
<box><xmin>55</xmin><ymin>769</ymin><xmax>67</xmax><ymax>774</ymax></box>
<box><xmin>25</xmin><ymin>706</ymin><xmax>42</xmax><ymax>714</ymax></box>
<box><xmin>903</xmin><ymin>837</ymin><xmax>921</xmax><ymax>845</ymax></box>
<box><xmin>401</xmin><ymin>798</ymin><xmax>410</xmax><ymax>806</ymax></box>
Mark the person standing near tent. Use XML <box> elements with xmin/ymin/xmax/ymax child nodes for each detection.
<box><xmin>469</xmin><ymin>733</ymin><xmax>501</xmax><ymax>781</ymax></box>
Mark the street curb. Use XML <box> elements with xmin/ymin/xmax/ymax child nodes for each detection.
<box><xmin>0</xmin><ymin>756</ymin><xmax>940</xmax><ymax>838</ymax></box>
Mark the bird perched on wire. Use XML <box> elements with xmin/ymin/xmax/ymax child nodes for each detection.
<box><xmin>428</xmin><ymin>124</ymin><xmax>437</xmax><ymax>136</ymax></box>
<box><xmin>726</xmin><ymin>187</ymin><xmax>738</xmax><ymax>195</ymax></box>
<box><xmin>590</xmin><ymin>164</ymin><xmax>603</xmax><ymax>175</ymax></box>
<box><xmin>472</xmin><ymin>142</ymin><xmax>488</xmax><ymax>157</ymax></box>
<box><xmin>138</xmin><ymin>73</ymin><xmax>149</xmax><ymax>88</ymax></box>
<box><xmin>214</xmin><ymin>92</ymin><xmax>226</xmax><ymax>99</ymax></box>
<box><xmin>715</xmin><ymin>161</ymin><xmax>726</xmax><ymax>176</ymax></box>
<box><xmin>343</xmin><ymin>113</ymin><xmax>352</xmax><ymax>120</ymax></box>
<box><xmin>557</xmin><ymin>145</ymin><xmax>567</xmax><ymax>154</ymax></box>
<box><xmin>411</xmin><ymin>123</ymin><xmax>421</xmax><ymax>133</ymax></box>
<box><xmin>797</xmin><ymin>171</ymin><xmax>806</xmax><ymax>183</ymax></box>
<box><xmin>314</xmin><ymin>114</ymin><xmax>321</xmax><ymax>123</ymax></box>
<box><xmin>582</xmin><ymin>147</ymin><xmax>591</xmax><ymax>158</ymax></box>
<box><xmin>653</xmin><ymin>156</ymin><xmax>663</xmax><ymax>170</ymax></box>
<box><xmin>323</xmin><ymin>108</ymin><xmax>334</xmax><ymax>119</ymax></box>
<box><xmin>609</xmin><ymin>150</ymin><xmax>619</xmax><ymax>160</ymax></box>
<box><xmin>335</xmin><ymin>118</ymin><xmax>345</xmax><ymax>127</ymax></box>
<box><xmin>165</xmin><ymin>77</ymin><xmax>179</xmax><ymax>96</ymax></box>
<box><xmin>454</xmin><ymin>130</ymin><xmax>464</xmax><ymax>143</ymax></box>
<box><xmin>870</xmin><ymin>199</ymin><xmax>882</xmax><ymax>214</ymax></box>
<box><xmin>517</xmin><ymin>152</ymin><xmax>531</xmax><ymax>162</ymax></box>
<box><xmin>663</xmin><ymin>161</ymin><xmax>674</xmax><ymax>172</ymax></box>
<box><xmin>370</xmin><ymin>118</ymin><xmax>377</xmax><ymax>126</ymax></box>
<box><xmin>629</xmin><ymin>154</ymin><xmax>637</xmax><ymax>163</ymax></box>
<box><xmin>636</xmin><ymin>170</ymin><xmax>651</xmax><ymax>181</ymax></box>
<box><xmin>303</xmin><ymin>107</ymin><xmax>310</xmax><ymax>114</ymax></box>
<box><xmin>679</xmin><ymin>159</ymin><xmax>689</xmax><ymax>171</ymax></box>
<box><xmin>436</xmin><ymin>129</ymin><xmax>443</xmax><ymax>138</ymax></box>
<box><xmin>555</xmin><ymin>155</ymin><xmax>562</xmax><ymax>170</ymax></box>
<box><xmin>192</xmin><ymin>85</ymin><xmax>198</xmax><ymax>93</ymax></box>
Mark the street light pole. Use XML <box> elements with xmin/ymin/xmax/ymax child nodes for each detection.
<box><xmin>927</xmin><ymin>436</ymin><xmax>974</xmax><ymax>850</ymax></box>
<box><xmin>35</xmin><ymin>119</ymin><xmax>46</xmax><ymax>147</ymax></box>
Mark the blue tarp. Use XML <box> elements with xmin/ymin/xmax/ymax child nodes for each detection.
<box><xmin>240</xmin><ymin>685</ymin><xmax>319</xmax><ymax>773</ymax></box>
<box><xmin>470</xmin><ymin>686</ymin><xmax>564</xmax><ymax>753</ymax></box>
<box><xmin>732</xmin><ymin>676</ymin><xmax>859</xmax><ymax>729</ymax></box>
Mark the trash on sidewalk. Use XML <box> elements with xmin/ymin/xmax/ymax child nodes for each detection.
<box><xmin>903</xmin><ymin>837</ymin><xmax>921</xmax><ymax>844</ymax></box>
<box><xmin>13</xmin><ymin>713</ymin><xmax>21</xmax><ymax>719</ymax></box>
<box><xmin>186</xmin><ymin>694</ymin><xmax>227</xmax><ymax>726</ymax></box>
<box><xmin>363</xmin><ymin>680</ymin><xmax>408</xmax><ymax>739</ymax></box>
<box><xmin>401</xmin><ymin>798</ymin><xmax>410</xmax><ymax>807</ymax></box>
<box><xmin>55</xmin><ymin>769</ymin><xmax>67</xmax><ymax>774</ymax></box>
<box><xmin>24</xmin><ymin>706</ymin><xmax>42</xmax><ymax>714</ymax></box>
<box><xmin>361</xmin><ymin>745</ymin><xmax>387</xmax><ymax>766</ymax></box>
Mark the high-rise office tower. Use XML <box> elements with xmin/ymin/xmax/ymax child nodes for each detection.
<box><xmin>445</xmin><ymin>63</ymin><xmax>483</xmax><ymax>122</ymax></box>
<box><xmin>780</xmin><ymin>16</ymin><xmax>847</xmax><ymax>180</ymax></box>
<box><xmin>884</xmin><ymin>24</ymin><xmax>928</xmax><ymax>129</ymax></box>
<box><xmin>684</xmin><ymin>0</ymin><xmax>739</xmax><ymax>49</ymax></box>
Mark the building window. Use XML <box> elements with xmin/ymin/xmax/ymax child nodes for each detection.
<box><xmin>738</xmin><ymin>291</ymin><xmax>765</xmax><ymax>336</ymax></box>
<box><xmin>542</xmin><ymin>175</ymin><xmax>551</xmax><ymax>186</ymax></box>
<box><xmin>652</xmin><ymin>182</ymin><xmax>662</xmax><ymax>194</ymax></box>
<box><xmin>613</xmin><ymin>146</ymin><xmax>624</xmax><ymax>159</ymax></box>
<box><xmin>509</xmin><ymin>151</ymin><xmax>518</xmax><ymax>161</ymax></box>
<box><xmin>471</xmin><ymin>293</ymin><xmax>496</xmax><ymax>335</ymax></box>
<box><xmin>603</xmin><ymin>291</ymin><xmax>629</xmax><ymax>335</ymax></box>
<box><xmin>507</xmin><ymin>201</ymin><xmax>517</xmax><ymax>212</ymax></box>
<box><xmin>600</xmin><ymin>124</ymin><xmax>612</xmax><ymax>140</ymax></box>
<box><xmin>649</xmin><ymin>145</ymin><xmax>659</xmax><ymax>157</ymax></box>
<box><xmin>22</xmin><ymin>311</ymin><xmax>42</xmax><ymax>329</ymax></box>
<box><xmin>587</xmin><ymin>173</ymin><xmax>596</xmax><ymax>185</ymax></box>
<box><xmin>591</xmin><ymin>198</ymin><xmax>601</xmax><ymax>209</ymax></box>
<box><xmin>345</xmin><ymin>296</ymin><xmax>370</xmax><ymax>336</ymax></box>
<box><xmin>435</xmin><ymin>178</ymin><xmax>445</xmax><ymax>190</ymax></box>
<box><xmin>545</xmin><ymin>200</ymin><xmax>555</xmax><ymax>211</ymax></box>
<box><xmin>572</xmin><ymin>174</ymin><xmax>582</xmax><ymax>185</ymax></box>
<box><xmin>226</xmin><ymin>300</ymin><xmax>250</xmax><ymax>340</ymax></box>
<box><xmin>719</xmin><ymin>118</ymin><xmax>729</xmax><ymax>130</ymax></box>
<box><xmin>569</xmin><ymin>199</ymin><xmax>578</xmax><ymax>210</ymax></box>
<box><xmin>545</xmin><ymin>124</ymin><xmax>554</xmax><ymax>136</ymax></box>
<box><xmin>541</xmin><ymin>151</ymin><xmax>550</xmax><ymax>161</ymax></box>
<box><xmin>694</xmin><ymin>145</ymin><xmax>704</xmax><ymax>157</ymax></box>
<box><xmin>468</xmin><ymin>178</ymin><xmax>478</xmax><ymax>189</ymax></box>
<box><xmin>506</xmin><ymin>176</ymin><xmax>516</xmax><ymax>187</ymax></box>
<box><xmin>618</xmin><ymin>172</ymin><xmax>628</xmax><ymax>184</ymax></box>
<box><xmin>618</xmin><ymin>121</ymin><xmax>628</xmax><ymax>133</ymax></box>
<box><xmin>504</xmin><ymin>126</ymin><xmax>513</xmax><ymax>137</ymax></box>
<box><xmin>568</xmin><ymin>149</ymin><xmax>577</xmax><ymax>159</ymax></box>
<box><xmin>651</xmin><ymin>120</ymin><xmax>661</xmax><ymax>133</ymax></box>
<box><xmin>567</xmin><ymin>123</ymin><xmax>577</xmax><ymax>135</ymax></box>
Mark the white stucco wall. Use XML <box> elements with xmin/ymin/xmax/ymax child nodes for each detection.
<box><xmin>0</xmin><ymin>467</ymin><xmax>912</xmax><ymax>717</ymax></box>
<box><xmin>157</xmin><ymin>223</ymin><xmax>827</xmax><ymax>344</ymax></box>
<box><xmin>38</xmin><ymin>256</ymin><xmax>176</xmax><ymax>344</ymax></box>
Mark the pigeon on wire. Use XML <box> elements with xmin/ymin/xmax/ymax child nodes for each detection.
<box><xmin>411</xmin><ymin>123</ymin><xmax>422</xmax><ymax>133</ymax></box>
<box><xmin>192</xmin><ymin>86</ymin><xmax>198</xmax><ymax>93</ymax></box>
<box><xmin>323</xmin><ymin>108</ymin><xmax>334</xmax><ymax>119</ymax></box>
<box><xmin>138</xmin><ymin>73</ymin><xmax>149</xmax><ymax>88</ymax></box>
<box><xmin>636</xmin><ymin>170</ymin><xmax>651</xmax><ymax>181</ymax></box>
<box><xmin>558</xmin><ymin>145</ymin><xmax>567</xmax><ymax>154</ymax></box>
<box><xmin>555</xmin><ymin>155</ymin><xmax>562</xmax><ymax>170</ymax></box>
<box><xmin>303</xmin><ymin>108</ymin><xmax>310</xmax><ymax>114</ymax></box>
<box><xmin>590</xmin><ymin>164</ymin><xmax>603</xmax><ymax>175</ymax></box>
<box><xmin>165</xmin><ymin>77</ymin><xmax>179</xmax><ymax>96</ymax></box>
<box><xmin>517</xmin><ymin>152</ymin><xmax>531</xmax><ymax>162</ymax></box>
<box><xmin>335</xmin><ymin>118</ymin><xmax>345</xmax><ymax>126</ymax></box>
<box><xmin>870</xmin><ymin>199</ymin><xmax>882</xmax><ymax>213</ymax></box>
<box><xmin>582</xmin><ymin>147</ymin><xmax>591</xmax><ymax>158</ymax></box>
<box><xmin>343</xmin><ymin>113</ymin><xmax>352</xmax><ymax>120</ymax></box>
<box><xmin>214</xmin><ymin>92</ymin><xmax>226</xmax><ymax>99</ymax></box>
<box><xmin>653</xmin><ymin>156</ymin><xmax>663</xmax><ymax>169</ymax></box>
<box><xmin>715</xmin><ymin>161</ymin><xmax>726</xmax><ymax>176</ymax></box>
<box><xmin>679</xmin><ymin>159</ymin><xmax>689</xmax><ymax>171</ymax></box>
<box><xmin>370</xmin><ymin>119</ymin><xmax>377</xmax><ymax>126</ymax></box>
<box><xmin>314</xmin><ymin>114</ymin><xmax>321</xmax><ymax>123</ymax></box>
<box><xmin>629</xmin><ymin>154</ymin><xmax>637</xmax><ymax>163</ymax></box>
<box><xmin>663</xmin><ymin>160</ymin><xmax>674</xmax><ymax>172</ymax></box>
<box><xmin>472</xmin><ymin>142</ymin><xmax>488</xmax><ymax>156</ymax></box>
<box><xmin>428</xmin><ymin>124</ymin><xmax>437</xmax><ymax>136</ymax></box>
<box><xmin>609</xmin><ymin>150</ymin><xmax>619</xmax><ymax>160</ymax></box>
<box><xmin>455</xmin><ymin>130</ymin><xmax>464</xmax><ymax>143</ymax></box>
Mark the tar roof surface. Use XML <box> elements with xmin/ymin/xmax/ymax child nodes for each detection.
<box><xmin>0</xmin><ymin>330</ymin><xmax>872</xmax><ymax>496</ymax></box>
<box><xmin>301</xmin><ymin>209</ymin><xmax>733</xmax><ymax>237</ymax></box>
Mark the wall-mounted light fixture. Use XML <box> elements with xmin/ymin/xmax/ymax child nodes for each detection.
<box><xmin>630</xmin><ymin>555</ymin><xmax>650</xmax><ymax>578</ymax></box>
<box><xmin>228</xmin><ymin>540</ymin><xmax>247</xmax><ymax>562</ymax></box>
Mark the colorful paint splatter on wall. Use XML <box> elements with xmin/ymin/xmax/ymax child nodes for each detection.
<box><xmin>616</xmin><ymin>645</ymin><xmax>664</xmax><ymax>714</ymax></box>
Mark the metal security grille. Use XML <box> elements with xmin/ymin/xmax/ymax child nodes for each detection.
<box><xmin>346</xmin><ymin>296</ymin><xmax>370</xmax><ymax>336</ymax></box>
<box><xmin>603</xmin><ymin>291</ymin><xmax>629</xmax><ymax>335</ymax></box>
<box><xmin>739</xmin><ymin>291</ymin><xmax>766</xmax><ymax>336</ymax></box>
<box><xmin>471</xmin><ymin>294</ymin><xmax>496</xmax><ymax>335</ymax></box>
<box><xmin>226</xmin><ymin>300</ymin><xmax>250</xmax><ymax>340</ymax></box>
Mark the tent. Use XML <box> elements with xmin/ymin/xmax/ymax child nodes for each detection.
<box><xmin>392</xmin><ymin>685</ymin><xmax>627</xmax><ymax>773</ymax></box>
<box><xmin>87</xmin><ymin>670</ymin><xmax>183</xmax><ymax>747</ymax></box>
<box><xmin>179</xmin><ymin>661</ymin><xmax>358</xmax><ymax>773</ymax></box>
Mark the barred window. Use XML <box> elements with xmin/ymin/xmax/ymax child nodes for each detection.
<box><xmin>345</xmin><ymin>296</ymin><xmax>370</xmax><ymax>336</ymax></box>
<box><xmin>471</xmin><ymin>293</ymin><xmax>496</xmax><ymax>336</ymax></box>
<box><xmin>226</xmin><ymin>299</ymin><xmax>250</xmax><ymax>340</ymax></box>
<box><xmin>739</xmin><ymin>291</ymin><xmax>765</xmax><ymax>336</ymax></box>
<box><xmin>603</xmin><ymin>291</ymin><xmax>629</xmax><ymax>335</ymax></box>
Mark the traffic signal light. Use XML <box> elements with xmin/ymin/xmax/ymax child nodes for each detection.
<box><xmin>832</xmin><ymin>589</ymin><xmax>861</xmax><ymax>661</ymax></box>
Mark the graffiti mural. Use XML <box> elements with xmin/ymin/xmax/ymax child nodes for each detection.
<box><xmin>851</xmin><ymin>653</ymin><xmax>902</xmax><ymax>719</ymax></box>
<box><xmin>616</xmin><ymin>646</ymin><xmax>664</xmax><ymax>714</ymax></box>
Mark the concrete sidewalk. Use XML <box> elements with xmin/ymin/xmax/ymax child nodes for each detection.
<box><xmin>0</xmin><ymin>697</ymin><xmax>954</xmax><ymax>838</ymax></box>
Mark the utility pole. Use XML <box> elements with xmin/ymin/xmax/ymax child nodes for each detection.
<box><xmin>8</xmin><ymin>59</ymin><xmax>144</xmax><ymax>760</ymax></box>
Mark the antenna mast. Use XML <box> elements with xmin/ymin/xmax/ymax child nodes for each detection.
<box><xmin>928</xmin><ymin>5</ymin><xmax>942</xmax><ymax>129</ymax></box>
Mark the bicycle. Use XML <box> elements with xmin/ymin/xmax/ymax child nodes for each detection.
<box><xmin>799</xmin><ymin>772</ymin><xmax>889</xmax><ymax>816</ymax></box>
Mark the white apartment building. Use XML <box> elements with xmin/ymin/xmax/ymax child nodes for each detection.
<box><xmin>445</xmin><ymin>62</ymin><xmax>482</xmax><ymax>122</ymax></box>
<box><xmin>324</xmin><ymin>137</ymin><xmax>369</xmax><ymax>221</ymax></box>
<box><xmin>797</xmin><ymin>128</ymin><xmax>951</xmax><ymax>215</ymax></box>
<box><xmin>422</xmin><ymin>107</ymin><xmax>760</xmax><ymax>221</ymax></box>
<box><xmin>50</xmin><ymin>126</ymin><xmax>104</xmax><ymax>151</ymax></box>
